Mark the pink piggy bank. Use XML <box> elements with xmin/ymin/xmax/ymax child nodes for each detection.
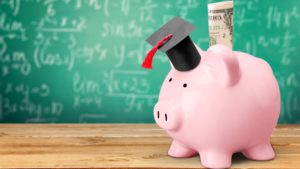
<box><xmin>142</xmin><ymin>17</ymin><xmax>280</xmax><ymax>168</ymax></box>
<box><xmin>153</xmin><ymin>44</ymin><xmax>280</xmax><ymax>168</ymax></box>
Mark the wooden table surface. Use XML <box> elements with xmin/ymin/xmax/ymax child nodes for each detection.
<box><xmin>0</xmin><ymin>124</ymin><xmax>299</xmax><ymax>169</ymax></box>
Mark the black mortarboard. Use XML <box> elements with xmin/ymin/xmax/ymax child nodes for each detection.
<box><xmin>142</xmin><ymin>16</ymin><xmax>201</xmax><ymax>71</ymax></box>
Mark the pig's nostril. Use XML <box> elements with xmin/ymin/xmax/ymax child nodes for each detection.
<box><xmin>165</xmin><ymin>113</ymin><xmax>168</xmax><ymax>121</ymax></box>
<box><xmin>157</xmin><ymin>111</ymin><xmax>160</xmax><ymax>119</ymax></box>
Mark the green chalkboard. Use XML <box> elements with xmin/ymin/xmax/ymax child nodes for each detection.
<box><xmin>0</xmin><ymin>0</ymin><xmax>209</xmax><ymax>123</ymax></box>
<box><xmin>0</xmin><ymin>0</ymin><xmax>299</xmax><ymax>123</ymax></box>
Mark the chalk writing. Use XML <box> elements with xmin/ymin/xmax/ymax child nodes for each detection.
<box><xmin>0</xmin><ymin>95</ymin><xmax>63</xmax><ymax>120</ymax></box>
<box><xmin>101</xmin><ymin>21</ymin><xmax>143</xmax><ymax>38</ymax></box>
<box><xmin>0</xmin><ymin>0</ymin><xmax>20</xmax><ymax>16</ymax></box>
<box><xmin>33</xmin><ymin>33</ymin><xmax>75</xmax><ymax>71</ymax></box>
<box><xmin>124</xmin><ymin>94</ymin><xmax>157</xmax><ymax>113</ymax></box>
<box><xmin>0</xmin><ymin>38</ymin><xmax>31</xmax><ymax>76</ymax></box>
<box><xmin>3</xmin><ymin>82</ymin><xmax>50</xmax><ymax>98</ymax></box>
<box><xmin>104</xmin><ymin>70</ymin><xmax>151</xmax><ymax>95</ymax></box>
<box><xmin>72</xmin><ymin>43</ymin><xmax>107</xmax><ymax>64</ymax></box>
<box><xmin>0</xmin><ymin>12</ymin><xmax>26</xmax><ymax>40</ymax></box>
<box><xmin>73</xmin><ymin>72</ymin><xmax>102</xmax><ymax>108</ymax></box>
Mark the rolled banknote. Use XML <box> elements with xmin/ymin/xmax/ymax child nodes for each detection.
<box><xmin>208</xmin><ymin>1</ymin><xmax>233</xmax><ymax>48</ymax></box>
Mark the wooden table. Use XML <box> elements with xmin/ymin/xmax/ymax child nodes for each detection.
<box><xmin>0</xmin><ymin>124</ymin><xmax>299</xmax><ymax>169</ymax></box>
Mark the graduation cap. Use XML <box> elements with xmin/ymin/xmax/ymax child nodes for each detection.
<box><xmin>142</xmin><ymin>16</ymin><xmax>201</xmax><ymax>71</ymax></box>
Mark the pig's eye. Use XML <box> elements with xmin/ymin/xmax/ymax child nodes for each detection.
<box><xmin>183</xmin><ymin>83</ymin><xmax>187</xmax><ymax>88</ymax></box>
<box><xmin>169</xmin><ymin>78</ymin><xmax>172</xmax><ymax>82</ymax></box>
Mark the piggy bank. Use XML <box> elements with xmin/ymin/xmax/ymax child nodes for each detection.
<box><xmin>142</xmin><ymin>16</ymin><xmax>280</xmax><ymax>168</ymax></box>
<box><xmin>152</xmin><ymin>44</ymin><xmax>280</xmax><ymax>168</ymax></box>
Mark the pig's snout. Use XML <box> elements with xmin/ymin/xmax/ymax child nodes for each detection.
<box><xmin>154</xmin><ymin>101</ymin><xmax>181</xmax><ymax>131</ymax></box>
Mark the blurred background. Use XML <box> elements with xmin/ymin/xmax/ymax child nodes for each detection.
<box><xmin>0</xmin><ymin>0</ymin><xmax>299</xmax><ymax>123</ymax></box>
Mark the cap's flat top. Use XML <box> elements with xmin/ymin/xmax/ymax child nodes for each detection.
<box><xmin>146</xmin><ymin>16</ymin><xmax>195</xmax><ymax>52</ymax></box>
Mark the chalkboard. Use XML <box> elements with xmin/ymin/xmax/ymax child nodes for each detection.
<box><xmin>233</xmin><ymin>0</ymin><xmax>300</xmax><ymax>123</ymax></box>
<box><xmin>0</xmin><ymin>0</ymin><xmax>209</xmax><ymax>123</ymax></box>
<box><xmin>0</xmin><ymin>0</ymin><xmax>299</xmax><ymax>124</ymax></box>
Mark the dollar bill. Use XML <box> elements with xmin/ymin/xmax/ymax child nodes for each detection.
<box><xmin>208</xmin><ymin>1</ymin><xmax>233</xmax><ymax>48</ymax></box>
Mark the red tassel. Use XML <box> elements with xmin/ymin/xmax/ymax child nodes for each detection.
<box><xmin>142</xmin><ymin>34</ymin><xmax>173</xmax><ymax>69</ymax></box>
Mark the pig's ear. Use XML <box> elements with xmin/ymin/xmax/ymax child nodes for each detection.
<box><xmin>204</xmin><ymin>44</ymin><xmax>241</xmax><ymax>86</ymax></box>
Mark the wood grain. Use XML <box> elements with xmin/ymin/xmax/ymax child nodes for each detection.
<box><xmin>0</xmin><ymin>124</ymin><xmax>299</xmax><ymax>169</ymax></box>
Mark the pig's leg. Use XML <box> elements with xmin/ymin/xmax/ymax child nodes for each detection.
<box><xmin>242</xmin><ymin>143</ymin><xmax>275</xmax><ymax>160</ymax></box>
<box><xmin>200</xmin><ymin>150</ymin><xmax>232</xmax><ymax>168</ymax></box>
<box><xmin>168</xmin><ymin>140</ymin><xmax>197</xmax><ymax>158</ymax></box>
